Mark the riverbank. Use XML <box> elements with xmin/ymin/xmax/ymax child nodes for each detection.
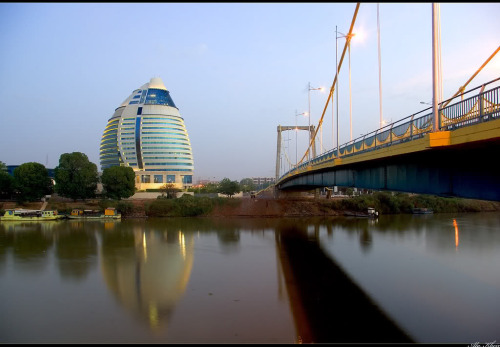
<box><xmin>4</xmin><ymin>191</ymin><xmax>498</xmax><ymax>218</ymax></box>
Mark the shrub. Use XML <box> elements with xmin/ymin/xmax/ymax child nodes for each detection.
<box><xmin>146</xmin><ymin>195</ymin><xmax>234</xmax><ymax>217</ymax></box>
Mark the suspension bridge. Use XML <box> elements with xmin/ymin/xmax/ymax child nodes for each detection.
<box><xmin>274</xmin><ymin>3</ymin><xmax>500</xmax><ymax>201</ymax></box>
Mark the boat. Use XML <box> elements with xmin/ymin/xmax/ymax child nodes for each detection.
<box><xmin>344</xmin><ymin>207</ymin><xmax>379</xmax><ymax>218</ymax></box>
<box><xmin>67</xmin><ymin>207</ymin><xmax>121</xmax><ymax>220</ymax></box>
<box><xmin>0</xmin><ymin>209</ymin><xmax>65</xmax><ymax>221</ymax></box>
<box><xmin>412</xmin><ymin>207</ymin><xmax>434</xmax><ymax>214</ymax></box>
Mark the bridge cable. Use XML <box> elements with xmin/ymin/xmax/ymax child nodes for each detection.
<box><xmin>297</xmin><ymin>2</ymin><xmax>361</xmax><ymax>167</ymax></box>
<box><xmin>441</xmin><ymin>45</ymin><xmax>500</xmax><ymax>108</ymax></box>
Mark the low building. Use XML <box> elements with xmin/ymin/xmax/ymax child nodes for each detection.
<box><xmin>252</xmin><ymin>177</ymin><xmax>275</xmax><ymax>188</ymax></box>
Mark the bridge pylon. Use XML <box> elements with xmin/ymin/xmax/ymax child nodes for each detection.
<box><xmin>276</xmin><ymin>125</ymin><xmax>316</xmax><ymax>182</ymax></box>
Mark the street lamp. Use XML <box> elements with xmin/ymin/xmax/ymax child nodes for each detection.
<box><xmin>308</xmin><ymin>82</ymin><xmax>324</xmax><ymax>159</ymax></box>
<box><xmin>295</xmin><ymin>110</ymin><xmax>307</xmax><ymax>167</ymax></box>
<box><xmin>336</xmin><ymin>28</ymin><xmax>356</xmax><ymax>143</ymax></box>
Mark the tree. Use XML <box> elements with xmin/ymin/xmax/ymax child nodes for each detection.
<box><xmin>160</xmin><ymin>183</ymin><xmax>180</xmax><ymax>199</ymax></box>
<box><xmin>54</xmin><ymin>152</ymin><xmax>99</xmax><ymax>201</ymax></box>
<box><xmin>101</xmin><ymin>166</ymin><xmax>135</xmax><ymax>200</ymax></box>
<box><xmin>13</xmin><ymin>162</ymin><xmax>53</xmax><ymax>202</ymax></box>
<box><xmin>0</xmin><ymin>170</ymin><xmax>14</xmax><ymax>199</ymax></box>
<box><xmin>239</xmin><ymin>178</ymin><xmax>256</xmax><ymax>193</ymax></box>
<box><xmin>0</xmin><ymin>160</ymin><xmax>7</xmax><ymax>172</ymax></box>
<box><xmin>218</xmin><ymin>178</ymin><xmax>240</xmax><ymax>197</ymax></box>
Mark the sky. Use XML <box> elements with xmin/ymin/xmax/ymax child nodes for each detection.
<box><xmin>1</xmin><ymin>2</ymin><xmax>499</xmax><ymax>182</ymax></box>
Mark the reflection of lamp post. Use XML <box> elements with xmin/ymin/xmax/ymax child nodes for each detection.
<box><xmin>336</xmin><ymin>29</ymin><xmax>356</xmax><ymax>142</ymax></box>
<box><xmin>308</xmin><ymin>82</ymin><xmax>324</xmax><ymax>158</ymax></box>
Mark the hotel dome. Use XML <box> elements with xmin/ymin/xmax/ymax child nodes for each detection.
<box><xmin>100</xmin><ymin>77</ymin><xmax>194</xmax><ymax>190</ymax></box>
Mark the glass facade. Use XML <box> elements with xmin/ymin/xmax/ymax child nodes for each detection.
<box><xmin>145</xmin><ymin>88</ymin><xmax>177</xmax><ymax>107</ymax></box>
<box><xmin>99</xmin><ymin>117</ymin><xmax>122</xmax><ymax>169</ymax></box>
<box><xmin>99</xmin><ymin>77</ymin><xmax>194</xmax><ymax>189</ymax></box>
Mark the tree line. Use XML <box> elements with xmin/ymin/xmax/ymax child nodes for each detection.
<box><xmin>1</xmin><ymin>153</ymin><xmax>267</xmax><ymax>203</ymax></box>
<box><xmin>0</xmin><ymin>152</ymin><xmax>135</xmax><ymax>203</ymax></box>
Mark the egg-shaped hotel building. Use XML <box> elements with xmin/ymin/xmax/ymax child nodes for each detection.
<box><xmin>100</xmin><ymin>77</ymin><xmax>194</xmax><ymax>190</ymax></box>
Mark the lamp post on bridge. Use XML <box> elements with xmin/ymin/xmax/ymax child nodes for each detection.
<box><xmin>295</xmin><ymin>110</ymin><xmax>307</xmax><ymax>167</ymax></box>
<box><xmin>308</xmin><ymin>82</ymin><xmax>324</xmax><ymax>159</ymax></box>
<box><xmin>336</xmin><ymin>30</ymin><xmax>356</xmax><ymax>143</ymax></box>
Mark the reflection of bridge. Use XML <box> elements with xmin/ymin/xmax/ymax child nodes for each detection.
<box><xmin>276</xmin><ymin>83</ymin><xmax>500</xmax><ymax>201</ymax></box>
<box><xmin>275</xmin><ymin>221</ymin><xmax>413</xmax><ymax>343</ymax></box>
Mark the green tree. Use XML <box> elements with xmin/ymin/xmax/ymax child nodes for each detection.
<box><xmin>218</xmin><ymin>178</ymin><xmax>240</xmax><ymax>197</ymax></box>
<box><xmin>101</xmin><ymin>166</ymin><xmax>135</xmax><ymax>200</ymax></box>
<box><xmin>159</xmin><ymin>183</ymin><xmax>180</xmax><ymax>199</ymax></box>
<box><xmin>0</xmin><ymin>161</ymin><xmax>7</xmax><ymax>172</ymax></box>
<box><xmin>54</xmin><ymin>152</ymin><xmax>99</xmax><ymax>201</ymax></box>
<box><xmin>13</xmin><ymin>162</ymin><xmax>53</xmax><ymax>202</ymax></box>
<box><xmin>0</xmin><ymin>170</ymin><xmax>14</xmax><ymax>198</ymax></box>
<box><xmin>201</xmin><ymin>182</ymin><xmax>219</xmax><ymax>193</ymax></box>
<box><xmin>239</xmin><ymin>178</ymin><xmax>256</xmax><ymax>193</ymax></box>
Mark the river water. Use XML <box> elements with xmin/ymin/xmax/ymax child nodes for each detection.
<box><xmin>0</xmin><ymin>212</ymin><xmax>499</xmax><ymax>343</ymax></box>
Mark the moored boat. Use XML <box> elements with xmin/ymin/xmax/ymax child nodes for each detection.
<box><xmin>412</xmin><ymin>207</ymin><xmax>434</xmax><ymax>214</ymax></box>
<box><xmin>67</xmin><ymin>207</ymin><xmax>121</xmax><ymax>220</ymax></box>
<box><xmin>0</xmin><ymin>209</ymin><xmax>65</xmax><ymax>221</ymax></box>
<box><xmin>344</xmin><ymin>207</ymin><xmax>379</xmax><ymax>218</ymax></box>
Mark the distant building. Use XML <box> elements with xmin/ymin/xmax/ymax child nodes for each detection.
<box><xmin>6</xmin><ymin>165</ymin><xmax>54</xmax><ymax>178</ymax></box>
<box><xmin>197</xmin><ymin>179</ymin><xmax>219</xmax><ymax>186</ymax></box>
<box><xmin>99</xmin><ymin>77</ymin><xmax>194</xmax><ymax>191</ymax></box>
<box><xmin>252</xmin><ymin>177</ymin><xmax>275</xmax><ymax>187</ymax></box>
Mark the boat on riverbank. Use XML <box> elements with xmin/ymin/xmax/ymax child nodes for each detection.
<box><xmin>412</xmin><ymin>207</ymin><xmax>434</xmax><ymax>214</ymax></box>
<box><xmin>67</xmin><ymin>207</ymin><xmax>121</xmax><ymax>220</ymax></box>
<box><xmin>0</xmin><ymin>209</ymin><xmax>65</xmax><ymax>221</ymax></box>
<box><xmin>344</xmin><ymin>207</ymin><xmax>379</xmax><ymax>218</ymax></box>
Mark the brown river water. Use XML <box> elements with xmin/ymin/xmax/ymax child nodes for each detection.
<box><xmin>1</xmin><ymin>212</ymin><xmax>499</xmax><ymax>343</ymax></box>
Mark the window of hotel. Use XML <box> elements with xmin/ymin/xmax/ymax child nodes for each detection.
<box><xmin>167</xmin><ymin>175</ymin><xmax>175</xmax><ymax>183</ymax></box>
<box><xmin>141</xmin><ymin>175</ymin><xmax>150</xmax><ymax>183</ymax></box>
<box><xmin>139</xmin><ymin>89</ymin><xmax>147</xmax><ymax>104</ymax></box>
<box><xmin>154</xmin><ymin>175</ymin><xmax>163</xmax><ymax>183</ymax></box>
<box><xmin>182</xmin><ymin>175</ymin><xmax>192</xmax><ymax>184</ymax></box>
<box><xmin>145</xmin><ymin>88</ymin><xmax>177</xmax><ymax>108</ymax></box>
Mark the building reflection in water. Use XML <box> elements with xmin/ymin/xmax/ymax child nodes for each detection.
<box><xmin>99</xmin><ymin>222</ymin><xmax>194</xmax><ymax>332</ymax></box>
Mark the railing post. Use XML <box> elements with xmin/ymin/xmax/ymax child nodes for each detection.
<box><xmin>410</xmin><ymin>114</ymin><xmax>414</xmax><ymax>140</ymax></box>
<box><xmin>479</xmin><ymin>92</ymin><xmax>484</xmax><ymax>122</ymax></box>
<box><xmin>437</xmin><ymin>104</ymin><xmax>441</xmax><ymax>130</ymax></box>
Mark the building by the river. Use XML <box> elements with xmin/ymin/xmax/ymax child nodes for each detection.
<box><xmin>99</xmin><ymin>77</ymin><xmax>194</xmax><ymax>190</ymax></box>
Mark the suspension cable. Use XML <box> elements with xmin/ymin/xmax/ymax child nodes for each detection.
<box><xmin>442</xmin><ymin>46</ymin><xmax>500</xmax><ymax>108</ymax></box>
<box><xmin>297</xmin><ymin>2</ymin><xmax>361</xmax><ymax>166</ymax></box>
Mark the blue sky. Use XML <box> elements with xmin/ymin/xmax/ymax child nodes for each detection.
<box><xmin>1</xmin><ymin>3</ymin><xmax>499</xmax><ymax>182</ymax></box>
